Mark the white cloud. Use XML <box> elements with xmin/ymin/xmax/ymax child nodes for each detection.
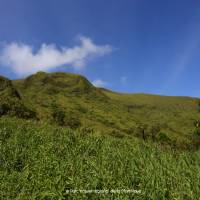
<box><xmin>0</xmin><ymin>36</ymin><xmax>112</xmax><ymax>76</ymax></box>
<box><xmin>92</xmin><ymin>79</ymin><xmax>107</xmax><ymax>87</ymax></box>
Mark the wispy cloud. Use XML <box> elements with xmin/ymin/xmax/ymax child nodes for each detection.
<box><xmin>165</xmin><ymin>16</ymin><xmax>200</xmax><ymax>87</ymax></box>
<box><xmin>0</xmin><ymin>36</ymin><xmax>113</xmax><ymax>76</ymax></box>
<box><xmin>92</xmin><ymin>79</ymin><xmax>107</xmax><ymax>87</ymax></box>
<box><xmin>167</xmin><ymin>43</ymin><xmax>199</xmax><ymax>86</ymax></box>
<box><xmin>120</xmin><ymin>76</ymin><xmax>128</xmax><ymax>85</ymax></box>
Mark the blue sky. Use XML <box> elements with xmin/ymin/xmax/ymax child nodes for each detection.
<box><xmin>0</xmin><ymin>0</ymin><xmax>200</xmax><ymax>97</ymax></box>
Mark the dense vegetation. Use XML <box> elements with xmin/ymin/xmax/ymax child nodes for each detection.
<box><xmin>0</xmin><ymin>117</ymin><xmax>200</xmax><ymax>200</ymax></box>
<box><xmin>0</xmin><ymin>71</ymin><xmax>200</xmax><ymax>148</ymax></box>
<box><xmin>1</xmin><ymin>71</ymin><xmax>200</xmax><ymax>199</ymax></box>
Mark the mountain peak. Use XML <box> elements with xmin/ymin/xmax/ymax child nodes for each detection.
<box><xmin>13</xmin><ymin>71</ymin><xmax>108</xmax><ymax>101</ymax></box>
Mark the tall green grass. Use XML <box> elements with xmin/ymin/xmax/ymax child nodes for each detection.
<box><xmin>0</xmin><ymin>117</ymin><xmax>200</xmax><ymax>200</ymax></box>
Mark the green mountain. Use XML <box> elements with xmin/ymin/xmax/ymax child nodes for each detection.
<box><xmin>1</xmin><ymin>71</ymin><xmax>200</xmax><ymax>199</ymax></box>
<box><xmin>1</xmin><ymin>71</ymin><xmax>200</xmax><ymax>148</ymax></box>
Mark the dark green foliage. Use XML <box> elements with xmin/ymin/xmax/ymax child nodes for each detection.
<box><xmin>52</xmin><ymin>109</ymin><xmax>81</xmax><ymax>128</ymax></box>
<box><xmin>65</xmin><ymin>114</ymin><xmax>81</xmax><ymax>129</ymax></box>
<box><xmin>51</xmin><ymin>102</ymin><xmax>81</xmax><ymax>128</ymax></box>
<box><xmin>0</xmin><ymin>102</ymin><xmax>9</xmax><ymax>115</ymax></box>
<box><xmin>134</xmin><ymin>124</ymin><xmax>172</xmax><ymax>145</ymax></box>
<box><xmin>0</xmin><ymin>75</ymin><xmax>36</xmax><ymax>119</ymax></box>
<box><xmin>192</xmin><ymin>127</ymin><xmax>200</xmax><ymax>149</ymax></box>
<box><xmin>149</xmin><ymin>124</ymin><xmax>161</xmax><ymax>142</ymax></box>
<box><xmin>0</xmin><ymin>76</ymin><xmax>21</xmax><ymax>98</ymax></box>
<box><xmin>194</xmin><ymin>127</ymin><xmax>200</xmax><ymax>136</ymax></box>
<box><xmin>198</xmin><ymin>100</ymin><xmax>200</xmax><ymax>111</ymax></box>
<box><xmin>135</xmin><ymin>124</ymin><xmax>149</xmax><ymax>141</ymax></box>
<box><xmin>109</xmin><ymin>129</ymin><xmax>125</xmax><ymax>138</ymax></box>
<box><xmin>157</xmin><ymin>132</ymin><xmax>172</xmax><ymax>144</ymax></box>
<box><xmin>79</xmin><ymin>127</ymin><xmax>94</xmax><ymax>135</ymax></box>
<box><xmin>52</xmin><ymin>106</ymin><xmax>66</xmax><ymax>126</ymax></box>
<box><xmin>0</xmin><ymin>76</ymin><xmax>13</xmax><ymax>91</ymax></box>
<box><xmin>0</xmin><ymin>97</ymin><xmax>36</xmax><ymax>119</ymax></box>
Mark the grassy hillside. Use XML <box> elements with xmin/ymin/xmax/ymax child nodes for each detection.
<box><xmin>0</xmin><ymin>76</ymin><xmax>36</xmax><ymax>119</ymax></box>
<box><xmin>102</xmin><ymin>91</ymin><xmax>200</xmax><ymax>147</ymax></box>
<box><xmin>0</xmin><ymin>71</ymin><xmax>200</xmax><ymax>148</ymax></box>
<box><xmin>0</xmin><ymin>117</ymin><xmax>200</xmax><ymax>200</ymax></box>
<box><xmin>1</xmin><ymin>71</ymin><xmax>200</xmax><ymax>199</ymax></box>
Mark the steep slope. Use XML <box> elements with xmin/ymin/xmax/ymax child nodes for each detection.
<box><xmin>0</xmin><ymin>76</ymin><xmax>21</xmax><ymax>99</ymax></box>
<box><xmin>0</xmin><ymin>71</ymin><xmax>198</xmax><ymax>147</ymax></box>
<box><xmin>13</xmin><ymin>72</ymin><xmax>116</xmax><ymax>130</ymax></box>
<box><xmin>0</xmin><ymin>76</ymin><xmax>36</xmax><ymax>119</ymax></box>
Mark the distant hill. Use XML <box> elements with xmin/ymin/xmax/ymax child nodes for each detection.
<box><xmin>1</xmin><ymin>71</ymin><xmax>200</xmax><ymax>148</ymax></box>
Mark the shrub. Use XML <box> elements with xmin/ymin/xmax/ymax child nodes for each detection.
<box><xmin>109</xmin><ymin>129</ymin><xmax>125</xmax><ymax>138</ymax></box>
<box><xmin>0</xmin><ymin>97</ymin><xmax>36</xmax><ymax>119</ymax></box>
<box><xmin>158</xmin><ymin>132</ymin><xmax>171</xmax><ymax>144</ymax></box>
<box><xmin>135</xmin><ymin>123</ymin><xmax>149</xmax><ymax>140</ymax></box>
<box><xmin>150</xmin><ymin>124</ymin><xmax>161</xmax><ymax>142</ymax></box>
<box><xmin>198</xmin><ymin>101</ymin><xmax>200</xmax><ymax>111</ymax></box>
<box><xmin>52</xmin><ymin>108</ymin><xmax>66</xmax><ymax>126</ymax></box>
<box><xmin>192</xmin><ymin>127</ymin><xmax>200</xmax><ymax>149</ymax></box>
<box><xmin>0</xmin><ymin>103</ymin><xmax>10</xmax><ymax>115</ymax></box>
<box><xmin>51</xmin><ymin>102</ymin><xmax>81</xmax><ymax>128</ymax></box>
<box><xmin>65</xmin><ymin>114</ymin><xmax>81</xmax><ymax>129</ymax></box>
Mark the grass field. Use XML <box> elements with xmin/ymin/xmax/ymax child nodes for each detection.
<box><xmin>0</xmin><ymin>117</ymin><xmax>200</xmax><ymax>200</ymax></box>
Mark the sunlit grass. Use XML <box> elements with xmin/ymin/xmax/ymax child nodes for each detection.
<box><xmin>0</xmin><ymin>118</ymin><xmax>200</xmax><ymax>200</ymax></box>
